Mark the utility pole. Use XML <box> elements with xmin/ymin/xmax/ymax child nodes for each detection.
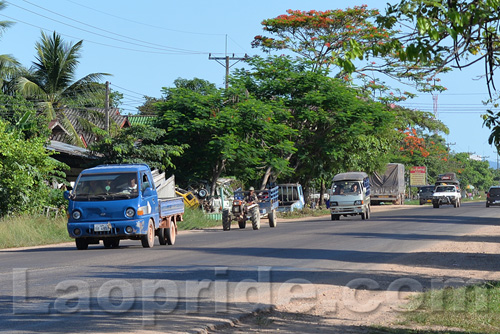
<box><xmin>209</xmin><ymin>53</ymin><xmax>247</xmax><ymax>89</ymax></box>
<box><xmin>105</xmin><ymin>81</ymin><xmax>110</xmax><ymax>134</ymax></box>
<box><xmin>209</xmin><ymin>34</ymin><xmax>247</xmax><ymax>89</ymax></box>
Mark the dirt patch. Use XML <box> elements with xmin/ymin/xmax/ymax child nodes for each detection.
<box><xmin>206</xmin><ymin>206</ymin><xmax>500</xmax><ymax>333</ymax></box>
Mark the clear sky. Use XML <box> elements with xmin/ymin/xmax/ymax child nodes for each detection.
<box><xmin>0</xmin><ymin>0</ymin><xmax>498</xmax><ymax>165</ymax></box>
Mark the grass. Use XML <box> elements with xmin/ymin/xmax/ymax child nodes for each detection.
<box><xmin>277</xmin><ymin>207</ymin><xmax>331</xmax><ymax>219</ymax></box>
<box><xmin>0</xmin><ymin>214</ymin><xmax>71</xmax><ymax>249</ymax></box>
<box><xmin>394</xmin><ymin>281</ymin><xmax>500</xmax><ymax>333</ymax></box>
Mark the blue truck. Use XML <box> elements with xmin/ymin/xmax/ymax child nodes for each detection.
<box><xmin>64</xmin><ymin>164</ymin><xmax>184</xmax><ymax>250</ymax></box>
<box><xmin>222</xmin><ymin>186</ymin><xmax>279</xmax><ymax>230</ymax></box>
<box><xmin>276</xmin><ymin>183</ymin><xmax>305</xmax><ymax>212</ymax></box>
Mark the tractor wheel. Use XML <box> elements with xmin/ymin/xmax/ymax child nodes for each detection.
<box><xmin>222</xmin><ymin>209</ymin><xmax>231</xmax><ymax>231</ymax></box>
<box><xmin>238</xmin><ymin>219</ymin><xmax>246</xmax><ymax>229</ymax></box>
<box><xmin>251</xmin><ymin>207</ymin><xmax>261</xmax><ymax>230</ymax></box>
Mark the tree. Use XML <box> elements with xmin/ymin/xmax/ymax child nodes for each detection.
<box><xmin>380</xmin><ymin>0</ymin><xmax>500</xmax><ymax>97</ymax></box>
<box><xmin>252</xmin><ymin>6</ymin><xmax>448</xmax><ymax>102</ymax></box>
<box><xmin>0</xmin><ymin>118</ymin><xmax>67</xmax><ymax>217</ymax></box>
<box><xmin>0</xmin><ymin>1</ymin><xmax>21</xmax><ymax>94</ymax></box>
<box><xmin>453</xmin><ymin>152</ymin><xmax>494</xmax><ymax>191</ymax></box>
<box><xmin>89</xmin><ymin>125</ymin><xmax>186</xmax><ymax>172</ymax></box>
<box><xmin>154</xmin><ymin>78</ymin><xmax>295</xmax><ymax>192</ymax></box>
<box><xmin>231</xmin><ymin>55</ymin><xmax>397</xmax><ymax>193</ymax></box>
<box><xmin>15</xmin><ymin>32</ymin><xmax>109</xmax><ymax>146</ymax></box>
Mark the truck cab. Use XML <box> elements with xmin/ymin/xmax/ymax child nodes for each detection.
<box><xmin>329</xmin><ymin>172</ymin><xmax>371</xmax><ymax>221</ymax></box>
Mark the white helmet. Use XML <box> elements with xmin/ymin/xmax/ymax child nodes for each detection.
<box><xmin>249</xmin><ymin>187</ymin><xmax>255</xmax><ymax>191</ymax></box>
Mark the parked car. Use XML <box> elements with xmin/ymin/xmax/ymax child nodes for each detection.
<box><xmin>486</xmin><ymin>186</ymin><xmax>500</xmax><ymax>207</ymax></box>
<box><xmin>418</xmin><ymin>185</ymin><xmax>435</xmax><ymax>205</ymax></box>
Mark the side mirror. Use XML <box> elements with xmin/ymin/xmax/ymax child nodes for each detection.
<box><xmin>327</xmin><ymin>189</ymin><xmax>332</xmax><ymax>195</ymax></box>
<box><xmin>63</xmin><ymin>190</ymin><xmax>71</xmax><ymax>200</ymax></box>
<box><xmin>143</xmin><ymin>187</ymin><xmax>154</xmax><ymax>197</ymax></box>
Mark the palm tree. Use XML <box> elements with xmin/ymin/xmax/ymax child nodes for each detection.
<box><xmin>16</xmin><ymin>31</ymin><xmax>110</xmax><ymax>145</ymax></box>
<box><xmin>0</xmin><ymin>1</ymin><xmax>21</xmax><ymax>94</ymax></box>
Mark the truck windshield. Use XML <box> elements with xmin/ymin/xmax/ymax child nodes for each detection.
<box><xmin>435</xmin><ymin>186</ymin><xmax>455</xmax><ymax>192</ymax></box>
<box><xmin>73</xmin><ymin>172</ymin><xmax>139</xmax><ymax>201</ymax></box>
<box><xmin>332</xmin><ymin>181</ymin><xmax>361</xmax><ymax>195</ymax></box>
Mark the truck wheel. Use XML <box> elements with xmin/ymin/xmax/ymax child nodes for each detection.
<box><xmin>222</xmin><ymin>209</ymin><xmax>231</xmax><ymax>231</ymax></box>
<box><xmin>269</xmin><ymin>210</ymin><xmax>277</xmax><ymax>228</ymax></box>
<box><xmin>75</xmin><ymin>238</ymin><xmax>88</xmax><ymax>250</ymax></box>
<box><xmin>331</xmin><ymin>214</ymin><xmax>340</xmax><ymax>221</ymax></box>
<box><xmin>158</xmin><ymin>228</ymin><xmax>167</xmax><ymax>245</ymax></box>
<box><xmin>251</xmin><ymin>207</ymin><xmax>261</xmax><ymax>230</ymax></box>
<box><xmin>365</xmin><ymin>207</ymin><xmax>370</xmax><ymax>219</ymax></box>
<box><xmin>141</xmin><ymin>220</ymin><xmax>155</xmax><ymax>248</ymax></box>
<box><xmin>486</xmin><ymin>202</ymin><xmax>490</xmax><ymax>207</ymax></box>
<box><xmin>433</xmin><ymin>203</ymin><xmax>439</xmax><ymax>208</ymax></box>
<box><xmin>238</xmin><ymin>219</ymin><xmax>246</xmax><ymax>229</ymax></box>
<box><xmin>166</xmin><ymin>221</ymin><xmax>176</xmax><ymax>245</ymax></box>
<box><xmin>103</xmin><ymin>238</ymin><xmax>120</xmax><ymax>248</ymax></box>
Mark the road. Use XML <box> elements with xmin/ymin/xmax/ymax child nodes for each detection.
<box><xmin>0</xmin><ymin>201</ymin><xmax>497</xmax><ymax>333</ymax></box>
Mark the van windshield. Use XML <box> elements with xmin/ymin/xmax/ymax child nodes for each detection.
<box><xmin>73</xmin><ymin>172</ymin><xmax>139</xmax><ymax>201</ymax></box>
<box><xmin>332</xmin><ymin>181</ymin><xmax>361</xmax><ymax>195</ymax></box>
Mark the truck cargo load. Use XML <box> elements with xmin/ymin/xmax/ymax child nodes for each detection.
<box><xmin>370</xmin><ymin>163</ymin><xmax>405</xmax><ymax>205</ymax></box>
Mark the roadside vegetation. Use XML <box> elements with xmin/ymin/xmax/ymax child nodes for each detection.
<box><xmin>396</xmin><ymin>281</ymin><xmax>500</xmax><ymax>333</ymax></box>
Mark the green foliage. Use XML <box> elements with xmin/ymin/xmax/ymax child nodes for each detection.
<box><xmin>155</xmin><ymin>77</ymin><xmax>296</xmax><ymax>189</ymax></box>
<box><xmin>0</xmin><ymin>118</ymin><xmax>68</xmax><ymax>216</ymax></box>
<box><xmin>89</xmin><ymin>124</ymin><xmax>185</xmax><ymax>171</ymax></box>
<box><xmin>381</xmin><ymin>0</ymin><xmax>500</xmax><ymax>96</ymax></box>
<box><xmin>0</xmin><ymin>214</ymin><xmax>70</xmax><ymax>248</ymax></box>
<box><xmin>253</xmin><ymin>6</ymin><xmax>449</xmax><ymax>102</ymax></box>
<box><xmin>453</xmin><ymin>152</ymin><xmax>494</xmax><ymax>191</ymax></box>
<box><xmin>0</xmin><ymin>94</ymin><xmax>50</xmax><ymax>138</ymax></box>
<box><xmin>231</xmin><ymin>55</ymin><xmax>397</xmax><ymax>187</ymax></box>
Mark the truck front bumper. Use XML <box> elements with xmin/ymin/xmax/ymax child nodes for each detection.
<box><xmin>330</xmin><ymin>205</ymin><xmax>364</xmax><ymax>216</ymax></box>
<box><xmin>67</xmin><ymin>219</ymin><xmax>148</xmax><ymax>239</ymax></box>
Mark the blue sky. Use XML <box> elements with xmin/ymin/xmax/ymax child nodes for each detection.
<box><xmin>0</xmin><ymin>0</ymin><xmax>498</xmax><ymax>164</ymax></box>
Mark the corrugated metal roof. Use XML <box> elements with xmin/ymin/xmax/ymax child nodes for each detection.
<box><xmin>128</xmin><ymin>115</ymin><xmax>157</xmax><ymax>126</ymax></box>
<box><xmin>50</xmin><ymin>108</ymin><xmax>130</xmax><ymax>147</ymax></box>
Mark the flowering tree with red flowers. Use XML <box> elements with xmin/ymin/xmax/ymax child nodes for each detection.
<box><xmin>252</xmin><ymin>6</ymin><xmax>448</xmax><ymax>103</ymax></box>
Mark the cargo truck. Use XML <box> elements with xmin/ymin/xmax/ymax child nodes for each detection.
<box><xmin>370</xmin><ymin>163</ymin><xmax>406</xmax><ymax>205</ymax></box>
<box><xmin>64</xmin><ymin>164</ymin><xmax>184</xmax><ymax>250</ymax></box>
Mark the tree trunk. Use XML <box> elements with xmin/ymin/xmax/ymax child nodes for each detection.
<box><xmin>210</xmin><ymin>159</ymin><xmax>226</xmax><ymax>196</ymax></box>
<box><xmin>260</xmin><ymin>166</ymin><xmax>273</xmax><ymax>190</ymax></box>
<box><xmin>319</xmin><ymin>179</ymin><xmax>325</xmax><ymax>208</ymax></box>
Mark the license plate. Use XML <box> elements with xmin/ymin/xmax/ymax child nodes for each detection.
<box><xmin>94</xmin><ymin>223</ymin><xmax>110</xmax><ymax>232</ymax></box>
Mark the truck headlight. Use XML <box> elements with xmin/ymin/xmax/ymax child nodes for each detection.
<box><xmin>330</xmin><ymin>201</ymin><xmax>338</xmax><ymax>206</ymax></box>
<box><xmin>125</xmin><ymin>208</ymin><xmax>135</xmax><ymax>218</ymax></box>
<box><xmin>72</xmin><ymin>210</ymin><xmax>81</xmax><ymax>220</ymax></box>
<box><xmin>354</xmin><ymin>200</ymin><xmax>363</xmax><ymax>205</ymax></box>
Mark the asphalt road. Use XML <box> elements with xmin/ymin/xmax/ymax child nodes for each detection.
<box><xmin>0</xmin><ymin>201</ymin><xmax>497</xmax><ymax>334</ymax></box>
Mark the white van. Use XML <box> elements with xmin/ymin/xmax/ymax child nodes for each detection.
<box><xmin>329</xmin><ymin>172</ymin><xmax>371</xmax><ymax>221</ymax></box>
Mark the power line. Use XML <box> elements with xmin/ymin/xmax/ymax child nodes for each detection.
<box><xmin>64</xmin><ymin>0</ymin><xmax>227</xmax><ymax>37</ymax></box>
<box><xmin>0</xmin><ymin>13</ymin><xmax>204</xmax><ymax>55</ymax></box>
<box><xmin>4</xmin><ymin>1</ymin><xmax>207</xmax><ymax>54</ymax></box>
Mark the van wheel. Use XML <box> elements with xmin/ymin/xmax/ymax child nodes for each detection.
<box><xmin>141</xmin><ymin>220</ymin><xmax>155</xmax><ymax>248</ymax></box>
